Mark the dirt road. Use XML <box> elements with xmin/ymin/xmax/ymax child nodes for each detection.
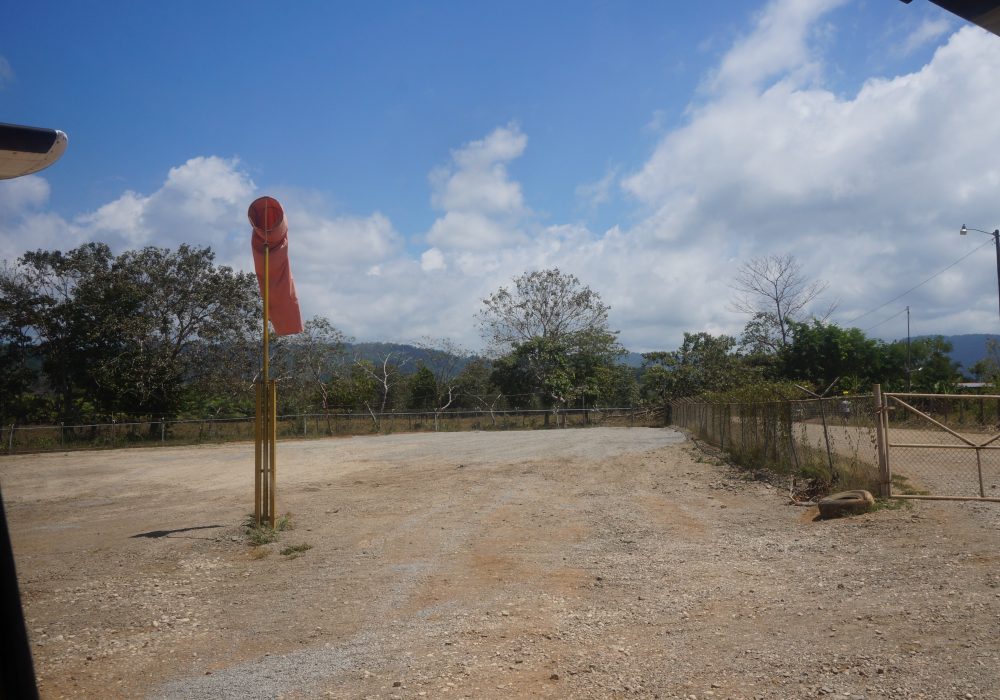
<box><xmin>1</xmin><ymin>427</ymin><xmax>998</xmax><ymax>699</ymax></box>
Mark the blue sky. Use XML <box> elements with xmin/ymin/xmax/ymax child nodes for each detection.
<box><xmin>3</xmin><ymin>0</ymin><xmax>997</xmax><ymax>353</ymax></box>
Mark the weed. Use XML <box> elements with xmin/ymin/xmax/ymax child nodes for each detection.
<box><xmin>242</xmin><ymin>512</ymin><xmax>295</xmax><ymax>547</ymax></box>
<box><xmin>871</xmin><ymin>497</ymin><xmax>913</xmax><ymax>512</ymax></box>
<box><xmin>280</xmin><ymin>543</ymin><xmax>313</xmax><ymax>558</ymax></box>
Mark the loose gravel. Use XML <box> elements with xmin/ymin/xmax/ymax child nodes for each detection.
<box><xmin>1</xmin><ymin>427</ymin><xmax>997</xmax><ymax>699</ymax></box>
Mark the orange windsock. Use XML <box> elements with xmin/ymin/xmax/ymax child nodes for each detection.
<box><xmin>249</xmin><ymin>196</ymin><xmax>304</xmax><ymax>336</ymax></box>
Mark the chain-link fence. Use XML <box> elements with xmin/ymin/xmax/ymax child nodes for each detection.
<box><xmin>670</xmin><ymin>395</ymin><xmax>881</xmax><ymax>495</ymax></box>
<box><xmin>881</xmin><ymin>392</ymin><xmax>1000</xmax><ymax>500</ymax></box>
<box><xmin>0</xmin><ymin>407</ymin><xmax>663</xmax><ymax>455</ymax></box>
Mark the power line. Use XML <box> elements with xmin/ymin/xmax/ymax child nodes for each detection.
<box><xmin>863</xmin><ymin>306</ymin><xmax>908</xmax><ymax>333</ymax></box>
<box><xmin>845</xmin><ymin>238</ymin><xmax>994</xmax><ymax>326</ymax></box>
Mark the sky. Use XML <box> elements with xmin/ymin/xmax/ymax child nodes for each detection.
<box><xmin>2</xmin><ymin>0</ymin><xmax>999</xmax><ymax>354</ymax></box>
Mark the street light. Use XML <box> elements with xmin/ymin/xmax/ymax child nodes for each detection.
<box><xmin>960</xmin><ymin>224</ymin><xmax>1000</xmax><ymax>323</ymax></box>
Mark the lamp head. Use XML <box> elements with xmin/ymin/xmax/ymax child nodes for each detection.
<box><xmin>960</xmin><ymin>224</ymin><xmax>968</xmax><ymax>235</ymax></box>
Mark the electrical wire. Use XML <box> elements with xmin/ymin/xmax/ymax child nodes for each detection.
<box><xmin>863</xmin><ymin>306</ymin><xmax>908</xmax><ymax>333</ymax></box>
<box><xmin>845</xmin><ymin>238</ymin><xmax>994</xmax><ymax>326</ymax></box>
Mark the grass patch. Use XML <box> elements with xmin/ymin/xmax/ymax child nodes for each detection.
<box><xmin>242</xmin><ymin>512</ymin><xmax>294</xmax><ymax>547</ymax></box>
<box><xmin>280</xmin><ymin>543</ymin><xmax>313</xmax><ymax>558</ymax></box>
<box><xmin>871</xmin><ymin>497</ymin><xmax>913</xmax><ymax>512</ymax></box>
<box><xmin>891</xmin><ymin>473</ymin><xmax>930</xmax><ymax>496</ymax></box>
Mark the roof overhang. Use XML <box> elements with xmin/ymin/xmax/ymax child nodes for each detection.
<box><xmin>901</xmin><ymin>0</ymin><xmax>1000</xmax><ymax>37</ymax></box>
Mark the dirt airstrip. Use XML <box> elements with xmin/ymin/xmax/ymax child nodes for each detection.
<box><xmin>1</xmin><ymin>427</ymin><xmax>998</xmax><ymax>699</ymax></box>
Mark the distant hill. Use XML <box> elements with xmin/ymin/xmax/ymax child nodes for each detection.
<box><xmin>346</xmin><ymin>341</ymin><xmax>474</xmax><ymax>374</ymax></box>
<box><xmin>907</xmin><ymin>334</ymin><xmax>1000</xmax><ymax>374</ymax></box>
<box><xmin>619</xmin><ymin>351</ymin><xmax>646</xmax><ymax>368</ymax></box>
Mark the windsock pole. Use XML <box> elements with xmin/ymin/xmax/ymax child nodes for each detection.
<box><xmin>254</xmin><ymin>202</ymin><xmax>276</xmax><ymax>527</ymax></box>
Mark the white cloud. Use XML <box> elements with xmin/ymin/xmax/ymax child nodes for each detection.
<box><xmin>0</xmin><ymin>175</ymin><xmax>49</xmax><ymax>213</ymax></box>
<box><xmin>420</xmin><ymin>247</ymin><xmax>446</xmax><ymax>272</ymax></box>
<box><xmin>0</xmin><ymin>56</ymin><xmax>13</xmax><ymax>89</ymax></box>
<box><xmin>620</xmin><ymin>15</ymin><xmax>1000</xmax><ymax>346</ymax></box>
<box><xmin>576</xmin><ymin>168</ymin><xmax>618</xmax><ymax>210</ymax></box>
<box><xmin>895</xmin><ymin>17</ymin><xmax>952</xmax><ymax>58</ymax></box>
<box><xmin>706</xmin><ymin>0</ymin><xmax>847</xmax><ymax>94</ymax></box>
<box><xmin>426</xmin><ymin>123</ymin><xmax>530</xmax><ymax>251</ymax></box>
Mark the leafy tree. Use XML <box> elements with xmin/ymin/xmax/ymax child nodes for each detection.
<box><xmin>491</xmin><ymin>336</ymin><xmax>574</xmax><ymax>415</ymax></box>
<box><xmin>1</xmin><ymin>243</ymin><xmax>259</xmax><ymax>421</ymax></box>
<box><xmin>641</xmin><ymin>332</ymin><xmax>755</xmax><ymax>400</ymax></box>
<box><xmin>781</xmin><ymin>320</ymin><xmax>885</xmax><ymax>391</ymax></box>
<box><xmin>407</xmin><ymin>365</ymin><xmax>438</xmax><ymax>410</ymax></box>
<box><xmin>480</xmin><ymin>269</ymin><xmax>624</xmax><ymax>419</ymax></box>
<box><xmin>479</xmin><ymin>268</ymin><xmax>614</xmax><ymax>351</ymax></box>
<box><xmin>904</xmin><ymin>336</ymin><xmax>960</xmax><ymax>392</ymax></box>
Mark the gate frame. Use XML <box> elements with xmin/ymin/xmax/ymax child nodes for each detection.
<box><xmin>873</xmin><ymin>384</ymin><xmax>1000</xmax><ymax>502</ymax></box>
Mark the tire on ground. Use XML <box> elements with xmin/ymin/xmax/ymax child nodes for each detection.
<box><xmin>817</xmin><ymin>490</ymin><xmax>875</xmax><ymax>519</ymax></box>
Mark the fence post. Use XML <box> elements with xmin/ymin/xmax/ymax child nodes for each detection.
<box><xmin>873</xmin><ymin>384</ymin><xmax>891</xmax><ymax>498</ymax></box>
<box><xmin>60</xmin><ymin>421</ymin><xmax>65</xmax><ymax>449</ymax></box>
<box><xmin>161</xmin><ymin>419</ymin><xmax>166</xmax><ymax>443</ymax></box>
<box><xmin>7</xmin><ymin>424</ymin><xmax>13</xmax><ymax>454</ymax></box>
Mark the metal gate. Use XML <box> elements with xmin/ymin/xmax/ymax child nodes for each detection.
<box><xmin>874</xmin><ymin>386</ymin><xmax>1000</xmax><ymax>502</ymax></box>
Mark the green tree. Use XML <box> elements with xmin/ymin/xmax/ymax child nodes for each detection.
<box><xmin>407</xmin><ymin>365</ymin><xmax>438</xmax><ymax>410</ymax></box>
<box><xmin>781</xmin><ymin>320</ymin><xmax>885</xmax><ymax>391</ymax></box>
<box><xmin>1</xmin><ymin>243</ymin><xmax>259</xmax><ymax>420</ymax></box>
<box><xmin>641</xmin><ymin>332</ymin><xmax>755</xmax><ymax>401</ymax></box>
<box><xmin>480</xmin><ymin>269</ymin><xmax>624</xmax><ymax>419</ymax></box>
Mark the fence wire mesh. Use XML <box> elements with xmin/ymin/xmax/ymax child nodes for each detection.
<box><xmin>0</xmin><ymin>407</ymin><xmax>661</xmax><ymax>455</ymax></box>
<box><xmin>670</xmin><ymin>395</ymin><xmax>881</xmax><ymax>494</ymax></box>
<box><xmin>883</xmin><ymin>393</ymin><xmax>1000</xmax><ymax>499</ymax></box>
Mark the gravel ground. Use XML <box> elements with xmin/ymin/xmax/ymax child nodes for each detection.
<box><xmin>1</xmin><ymin>427</ymin><xmax>998</xmax><ymax>699</ymax></box>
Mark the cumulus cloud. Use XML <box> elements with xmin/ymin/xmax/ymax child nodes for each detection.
<box><xmin>621</xmin><ymin>20</ymin><xmax>1000</xmax><ymax>343</ymax></box>
<box><xmin>426</xmin><ymin>123</ymin><xmax>530</xmax><ymax>251</ymax></box>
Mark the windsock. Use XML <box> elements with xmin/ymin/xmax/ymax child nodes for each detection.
<box><xmin>249</xmin><ymin>196</ymin><xmax>304</xmax><ymax>336</ymax></box>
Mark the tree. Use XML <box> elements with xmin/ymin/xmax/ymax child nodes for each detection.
<box><xmin>781</xmin><ymin>320</ymin><xmax>885</xmax><ymax>391</ymax></box>
<box><xmin>479</xmin><ymin>268</ymin><xmax>613</xmax><ymax>351</ymax></box>
<box><xmin>353</xmin><ymin>352</ymin><xmax>408</xmax><ymax>428</ymax></box>
<box><xmin>412</xmin><ymin>337</ymin><xmax>469</xmax><ymax>429</ymax></box>
<box><xmin>480</xmin><ymin>269</ymin><xmax>623</xmax><ymax>421</ymax></box>
<box><xmin>641</xmin><ymin>332</ymin><xmax>755</xmax><ymax>400</ymax></box>
<box><xmin>1</xmin><ymin>243</ymin><xmax>259</xmax><ymax>420</ymax></box>
<box><xmin>281</xmin><ymin>317</ymin><xmax>349</xmax><ymax>415</ymax></box>
<box><xmin>732</xmin><ymin>254</ymin><xmax>832</xmax><ymax>352</ymax></box>
<box><xmin>407</xmin><ymin>366</ymin><xmax>438</xmax><ymax>410</ymax></box>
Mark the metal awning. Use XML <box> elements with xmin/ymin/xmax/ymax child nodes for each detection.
<box><xmin>901</xmin><ymin>0</ymin><xmax>1000</xmax><ymax>37</ymax></box>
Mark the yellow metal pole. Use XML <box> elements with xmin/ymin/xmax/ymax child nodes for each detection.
<box><xmin>269</xmin><ymin>379</ymin><xmax>277</xmax><ymax>523</ymax></box>
<box><xmin>263</xmin><ymin>227</ymin><xmax>272</xmax><ymax>526</ymax></box>
<box><xmin>254</xmin><ymin>381</ymin><xmax>262</xmax><ymax>525</ymax></box>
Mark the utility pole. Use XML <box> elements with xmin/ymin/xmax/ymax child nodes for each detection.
<box><xmin>906</xmin><ymin>305</ymin><xmax>911</xmax><ymax>392</ymax></box>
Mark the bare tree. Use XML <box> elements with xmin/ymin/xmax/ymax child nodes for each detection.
<box><xmin>730</xmin><ymin>254</ymin><xmax>834</xmax><ymax>352</ymax></box>
<box><xmin>354</xmin><ymin>352</ymin><xmax>408</xmax><ymax>429</ymax></box>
